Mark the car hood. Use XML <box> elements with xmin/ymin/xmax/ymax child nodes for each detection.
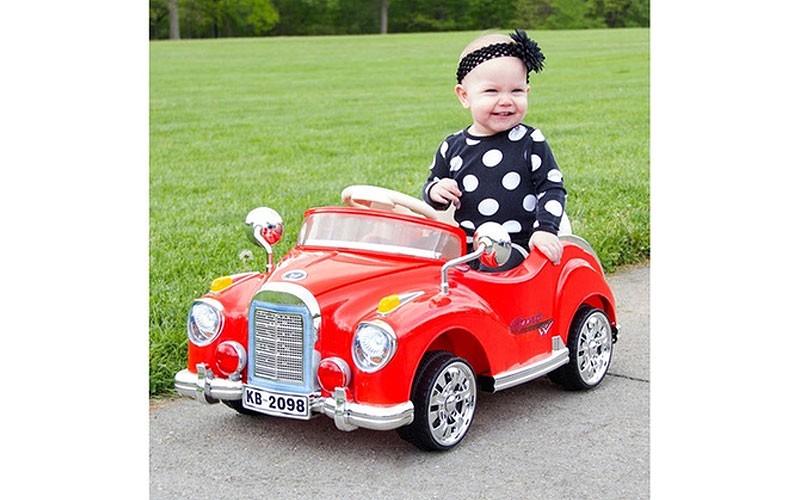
<box><xmin>268</xmin><ymin>247</ymin><xmax>437</xmax><ymax>300</ymax></box>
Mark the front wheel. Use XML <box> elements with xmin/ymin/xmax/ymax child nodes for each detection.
<box><xmin>222</xmin><ymin>398</ymin><xmax>264</xmax><ymax>416</ymax></box>
<box><xmin>397</xmin><ymin>352</ymin><xmax>477</xmax><ymax>451</ymax></box>
<box><xmin>549</xmin><ymin>306</ymin><xmax>613</xmax><ymax>390</ymax></box>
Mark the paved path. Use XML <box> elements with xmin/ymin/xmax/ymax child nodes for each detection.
<box><xmin>150</xmin><ymin>265</ymin><xmax>649</xmax><ymax>499</ymax></box>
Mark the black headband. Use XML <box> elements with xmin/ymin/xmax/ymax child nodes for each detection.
<box><xmin>456</xmin><ymin>29</ymin><xmax>545</xmax><ymax>84</ymax></box>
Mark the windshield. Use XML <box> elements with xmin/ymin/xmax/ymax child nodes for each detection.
<box><xmin>298</xmin><ymin>211</ymin><xmax>463</xmax><ymax>261</ymax></box>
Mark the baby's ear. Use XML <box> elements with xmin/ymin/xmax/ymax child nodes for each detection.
<box><xmin>454</xmin><ymin>84</ymin><xmax>470</xmax><ymax>109</ymax></box>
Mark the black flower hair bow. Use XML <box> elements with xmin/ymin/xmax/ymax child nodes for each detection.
<box><xmin>510</xmin><ymin>29</ymin><xmax>545</xmax><ymax>74</ymax></box>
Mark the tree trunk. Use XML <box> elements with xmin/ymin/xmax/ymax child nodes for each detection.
<box><xmin>168</xmin><ymin>0</ymin><xmax>180</xmax><ymax>39</ymax></box>
<box><xmin>380</xmin><ymin>0</ymin><xmax>388</xmax><ymax>34</ymax></box>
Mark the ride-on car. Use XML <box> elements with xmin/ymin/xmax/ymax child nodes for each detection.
<box><xmin>175</xmin><ymin>185</ymin><xmax>618</xmax><ymax>451</ymax></box>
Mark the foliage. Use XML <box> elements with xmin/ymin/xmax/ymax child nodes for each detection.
<box><xmin>149</xmin><ymin>0</ymin><xmax>649</xmax><ymax>39</ymax></box>
<box><xmin>149</xmin><ymin>28</ymin><xmax>649</xmax><ymax>396</ymax></box>
<box><xmin>542</xmin><ymin>0</ymin><xmax>604</xmax><ymax>30</ymax></box>
<box><xmin>150</xmin><ymin>0</ymin><xmax>170</xmax><ymax>38</ymax></box>
<box><xmin>512</xmin><ymin>0</ymin><xmax>555</xmax><ymax>30</ymax></box>
<box><xmin>384</xmin><ymin>0</ymin><xmax>517</xmax><ymax>33</ymax></box>
<box><xmin>151</xmin><ymin>0</ymin><xmax>280</xmax><ymax>39</ymax></box>
<box><xmin>589</xmin><ymin>0</ymin><xmax>650</xmax><ymax>28</ymax></box>
<box><xmin>270</xmin><ymin>0</ymin><xmax>382</xmax><ymax>35</ymax></box>
<box><xmin>247</xmin><ymin>0</ymin><xmax>281</xmax><ymax>34</ymax></box>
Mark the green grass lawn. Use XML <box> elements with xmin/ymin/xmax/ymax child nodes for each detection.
<box><xmin>150</xmin><ymin>28</ymin><xmax>649</xmax><ymax>396</ymax></box>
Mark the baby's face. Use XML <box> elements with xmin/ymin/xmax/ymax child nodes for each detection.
<box><xmin>456</xmin><ymin>57</ymin><xmax>530</xmax><ymax>137</ymax></box>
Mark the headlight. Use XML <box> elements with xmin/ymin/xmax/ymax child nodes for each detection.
<box><xmin>352</xmin><ymin>320</ymin><xmax>397</xmax><ymax>373</ymax></box>
<box><xmin>187</xmin><ymin>299</ymin><xmax>224</xmax><ymax>346</ymax></box>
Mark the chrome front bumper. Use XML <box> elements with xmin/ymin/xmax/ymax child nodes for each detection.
<box><xmin>174</xmin><ymin>368</ymin><xmax>414</xmax><ymax>432</ymax></box>
<box><xmin>321</xmin><ymin>387</ymin><xmax>414</xmax><ymax>432</ymax></box>
<box><xmin>174</xmin><ymin>366</ymin><xmax>243</xmax><ymax>403</ymax></box>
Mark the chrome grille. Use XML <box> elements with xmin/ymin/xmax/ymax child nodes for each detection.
<box><xmin>253</xmin><ymin>308</ymin><xmax>305</xmax><ymax>383</ymax></box>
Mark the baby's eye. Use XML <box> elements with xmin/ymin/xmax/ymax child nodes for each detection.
<box><xmin>483</xmin><ymin>88</ymin><xmax>498</xmax><ymax>94</ymax></box>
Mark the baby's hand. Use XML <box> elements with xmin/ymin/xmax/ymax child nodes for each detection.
<box><xmin>429</xmin><ymin>179</ymin><xmax>462</xmax><ymax>208</ymax></box>
<box><xmin>529</xmin><ymin>231</ymin><xmax>563</xmax><ymax>265</ymax></box>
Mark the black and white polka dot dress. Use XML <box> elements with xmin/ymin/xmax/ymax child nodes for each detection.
<box><xmin>422</xmin><ymin>124</ymin><xmax>567</xmax><ymax>247</ymax></box>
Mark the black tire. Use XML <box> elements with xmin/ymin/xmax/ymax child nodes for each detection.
<box><xmin>397</xmin><ymin>351</ymin><xmax>477</xmax><ymax>451</ymax></box>
<box><xmin>222</xmin><ymin>398</ymin><xmax>264</xmax><ymax>416</ymax></box>
<box><xmin>548</xmin><ymin>306</ymin><xmax>613</xmax><ymax>391</ymax></box>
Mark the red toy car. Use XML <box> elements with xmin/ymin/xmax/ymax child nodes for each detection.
<box><xmin>175</xmin><ymin>185</ymin><xmax>618</xmax><ymax>451</ymax></box>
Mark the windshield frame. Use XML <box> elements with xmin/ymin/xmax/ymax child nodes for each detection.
<box><xmin>297</xmin><ymin>207</ymin><xmax>466</xmax><ymax>261</ymax></box>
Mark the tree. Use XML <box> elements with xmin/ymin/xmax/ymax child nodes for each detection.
<box><xmin>380</xmin><ymin>0</ymin><xmax>388</xmax><ymax>34</ymax></box>
<box><xmin>246</xmin><ymin>0</ymin><xmax>280</xmax><ymax>35</ymax></box>
<box><xmin>169</xmin><ymin>0</ymin><xmax>180</xmax><ymax>39</ymax></box>
<box><xmin>148</xmin><ymin>0</ymin><xmax>648</xmax><ymax>40</ymax></box>
<box><xmin>179</xmin><ymin>0</ymin><xmax>279</xmax><ymax>38</ymax></box>
<box><xmin>150</xmin><ymin>0</ymin><xmax>169</xmax><ymax>39</ymax></box>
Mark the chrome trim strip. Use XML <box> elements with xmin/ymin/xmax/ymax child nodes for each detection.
<box><xmin>174</xmin><ymin>367</ymin><xmax>243</xmax><ymax>403</ymax></box>
<box><xmin>377</xmin><ymin>291</ymin><xmax>425</xmax><ymax>317</ymax></box>
<box><xmin>303</xmin><ymin>238</ymin><xmax>441</xmax><ymax>259</ymax></box>
<box><xmin>510</xmin><ymin>243</ymin><xmax>529</xmax><ymax>258</ymax></box>
<box><xmin>560</xmin><ymin>234</ymin><xmax>604</xmax><ymax>275</ymax></box>
<box><xmin>491</xmin><ymin>336</ymin><xmax>569</xmax><ymax>392</ymax></box>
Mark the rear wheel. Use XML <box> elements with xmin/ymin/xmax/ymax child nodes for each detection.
<box><xmin>549</xmin><ymin>306</ymin><xmax>613</xmax><ymax>390</ymax></box>
<box><xmin>397</xmin><ymin>351</ymin><xmax>477</xmax><ymax>451</ymax></box>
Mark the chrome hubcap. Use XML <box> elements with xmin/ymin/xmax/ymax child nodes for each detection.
<box><xmin>427</xmin><ymin>361</ymin><xmax>476</xmax><ymax>446</ymax></box>
<box><xmin>576</xmin><ymin>311</ymin><xmax>612</xmax><ymax>385</ymax></box>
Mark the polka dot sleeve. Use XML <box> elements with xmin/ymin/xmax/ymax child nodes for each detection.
<box><xmin>529</xmin><ymin>137</ymin><xmax>567</xmax><ymax>235</ymax></box>
<box><xmin>422</xmin><ymin>138</ymin><xmax>455</xmax><ymax>210</ymax></box>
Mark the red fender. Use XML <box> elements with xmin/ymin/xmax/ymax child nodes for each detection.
<box><xmin>554</xmin><ymin>257</ymin><xmax>617</xmax><ymax>342</ymax></box>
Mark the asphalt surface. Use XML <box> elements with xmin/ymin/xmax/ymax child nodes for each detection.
<box><xmin>150</xmin><ymin>265</ymin><xmax>649</xmax><ymax>499</ymax></box>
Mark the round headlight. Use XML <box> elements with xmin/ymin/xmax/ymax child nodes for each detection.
<box><xmin>352</xmin><ymin>321</ymin><xmax>397</xmax><ymax>373</ymax></box>
<box><xmin>187</xmin><ymin>299</ymin><xmax>224</xmax><ymax>346</ymax></box>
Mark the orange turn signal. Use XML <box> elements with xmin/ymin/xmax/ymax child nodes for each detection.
<box><xmin>210</xmin><ymin>276</ymin><xmax>233</xmax><ymax>292</ymax></box>
<box><xmin>377</xmin><ymin>294</ymin><xmax>401</xmax><ymax>314</ymax></box>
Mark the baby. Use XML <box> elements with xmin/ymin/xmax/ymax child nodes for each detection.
<box><xmin>422</xmin><ymin>30</ymin><xmax>566</xmax><ymax>270</ymax></box>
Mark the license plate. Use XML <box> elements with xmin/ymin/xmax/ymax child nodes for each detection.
<box><xmin>242</xmin><ymin>386</ymin><xmax>311</xmax><ymax>419</ymax></box>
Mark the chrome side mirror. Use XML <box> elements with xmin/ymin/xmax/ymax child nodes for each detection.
<box><xmin>473</xmin><ymin>222</ymin><xmax>512</xmax><ymax>269</ymax></box>
<box><xmin>439</xmin><ymin>222</ymin><xmax>512</xmax><ymax>294</ymax></box>
<box><xmin>245</xmin><ymin>207</ymin><xmax>284</xmax><ymax>273</ymax></box>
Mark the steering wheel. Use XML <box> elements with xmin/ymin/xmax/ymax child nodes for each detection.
<box><xmin>341</xmin><ymin>185</ymin><xmax>441</xmax><ymax>221</ymax></box>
